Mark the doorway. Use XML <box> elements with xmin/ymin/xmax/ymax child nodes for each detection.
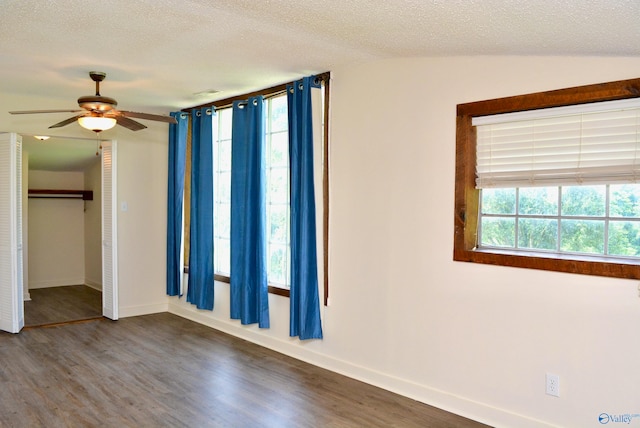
<box><xmin>23</xmin><ymin>158</ymin><xmax>103</xmax><ymax>326</ymax></box>
<box><xmin>0</xmin><ymin>134</ymin><xmax>118</xmax><ymax>333</ymax></box>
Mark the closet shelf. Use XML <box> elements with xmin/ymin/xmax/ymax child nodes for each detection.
<box><xmin>28</xmin><ymin>189</ymin><xmax>93</xmax><ymax>201</ymax></box>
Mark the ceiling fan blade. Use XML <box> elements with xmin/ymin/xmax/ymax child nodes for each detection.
<box><xmin>10</xmin><ymin>109</ymin><xmax>82</xmax><ymax>115</ymax></box>
<box><xmin>48</xmin><ymin>114</ymin><xmax>86</xmax><ymax>129</ymax></box>
<box><xmin>115</xmin><ymin>115</ymin><xmax>147</xmax><ymax>131</ymax></box>
<box><xmin>119</xmin><ymin>110</ymin><xmax>178</xmax><ymax>124</ymax></box>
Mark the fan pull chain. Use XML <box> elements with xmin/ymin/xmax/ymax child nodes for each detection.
<box><xmin>95</xmin><ymin>132</ymin><xmax>103</xmax><ymax>156</ymax></box>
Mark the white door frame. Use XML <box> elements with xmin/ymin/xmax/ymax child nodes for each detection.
<box><xmin>101</xmin><ymin>140</ymin><xmax>118</xmax><ymax>320</ymax></box>
<box><xmin>0</xmin><ymin>133</ymin><xmax>24</xmax><ymax>333</ymax></box>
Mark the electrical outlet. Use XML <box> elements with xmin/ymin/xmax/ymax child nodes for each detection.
<box><xmin>546</xmin><ymin>373</ymin><xmax>560</xmax><ymax>397</ymax></box>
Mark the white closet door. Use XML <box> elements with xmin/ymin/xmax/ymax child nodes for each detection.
<box><xmin>101</xmin><ymin>140</ymin><xmax>118</xmax><ymax>320</ymax></box>
<box><xmin>0</xmin><ymin>133</ymin><xmax>24</xmax><ymax>333</ymax></box>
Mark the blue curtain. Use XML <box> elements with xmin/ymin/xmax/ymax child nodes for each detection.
<box><xmin>187</xmin><ymin>107</ymin><xmax>215</xmax><ymax>310</ymax></box>
<box><xmin>166</xmin><ymin>112</ymin><xmax>188</xmax><ymax>296</ymax></box>
<box><xmin>287</xmin><ymin>77</ymin><xmax>323</xmax><ymax>340</ymax></box>
<box><xmin>230</xmin><ymin>97</ymin><xmax>269</xmax><ymax>328</ymax></box>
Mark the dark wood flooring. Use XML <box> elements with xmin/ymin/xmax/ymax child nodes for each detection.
<box><xmin>0</xmin><ymin>313</ymin><xmax>490</xmax><ymax>428</ymax></box>
<box><xmin>24</xmin><ymin>285</ymin><xmax>102</xmax><ymax>327</ymax></box>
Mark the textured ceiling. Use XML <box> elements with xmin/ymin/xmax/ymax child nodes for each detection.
<box><xmin>2</xmin><ymin>0</ymin><xmax>640</xmax><ymax>170</ymax></box>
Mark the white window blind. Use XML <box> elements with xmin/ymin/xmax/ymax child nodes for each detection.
<box><xmin>473</xmin><ymin>98</ymin><xmax>640</xmax><ymax>188</ymax></box>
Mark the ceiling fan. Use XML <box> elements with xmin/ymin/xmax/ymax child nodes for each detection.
<box><xmin>9</xmin><ymin>71</ymin><xmax>177</xmax><ymax>132</ymax></box>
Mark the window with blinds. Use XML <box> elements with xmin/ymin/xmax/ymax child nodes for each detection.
<box><xmin>473</xmin><ymin>99</ymin><xmax>640</xmax><ymax>259</ymax></box>
<box><xmin>454</xmin><ymin>77</ymin><xmax>640</xmax><ymax>279</ymax></box>
<box><xmin>473</xmin><ymin>98</ymin><xmax>640</xmax><ymax>189</ymax></box>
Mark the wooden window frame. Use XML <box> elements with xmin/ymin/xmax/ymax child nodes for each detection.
<box><xmin>454</xmin><ymin>77</ymin><xmax>640</xmax><ymax>279</ymax></box>
<box><xmin>184</xmin><ymin>72</ymin><xmax>331</xmax><ymax>302</ymax></box>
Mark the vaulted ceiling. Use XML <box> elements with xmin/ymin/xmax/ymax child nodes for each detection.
<box><xmin>2</xmin><ymin>0</ymin><xmax>639</xmax><ymax>170</ymax></box>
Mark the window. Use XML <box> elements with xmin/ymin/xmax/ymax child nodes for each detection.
<box><xmin>264</xmin><ymin>95</ymin><xmax>291</xmax><ymax>288</ymax></box>
<box><xmin>480</xmin><ymin>184</ymin><xmax>640</xmax><ymax>257</ymax></box>
<box><xmin>187</xmin><ymin>72</ymin><xmax>330</xmax><ymax>300</ymax></box>
<box><xmin>454</xmin><ymin>77</ymin><xmax>640</xmax><ymax>279</ymax></box>
<box><xmin>212</xmin><ymin>108</ymin><xmax>232</xmax><ymax>277</ymax></box>
<box><xmin>212</xmin><ymin>95</ymin><xmax>291</xmax><ymax>289</ymax></box>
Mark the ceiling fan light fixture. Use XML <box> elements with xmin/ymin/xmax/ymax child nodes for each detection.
<box><xmin>33</xmin><ymin>135</ymin><xmax>50</xmax><ymax>141</ymax></box>
<box><xmin>10</xmin><ymin>72</ymin><xmax>175</xmax><ymax>132</ymax></box>
<box><xmin>78</xmin><ymin>116</ymin><xmax>116</xmax><ymax>132</ymax></box>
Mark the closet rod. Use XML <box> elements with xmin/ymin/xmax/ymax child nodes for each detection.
<box><xmin>28</xmin><ymin>189</ymin><xmax>93</xmax><ymax>201</ymax></box>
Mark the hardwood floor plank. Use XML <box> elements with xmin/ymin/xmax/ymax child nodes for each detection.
<box><xmin>24</xmin><ymin>285</ymin><xmax>102</xmax><ymax>327</ymax></box>
<box><xmin>0</xmin><ymin>314</ymin><xmax>490</xmax><ymax>427</ymax></box>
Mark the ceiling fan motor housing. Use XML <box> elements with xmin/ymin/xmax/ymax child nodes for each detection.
<box><xmin>77</xmin><ymin>95</ymin><xmax>117</xmax><ymax>112</ymax></box>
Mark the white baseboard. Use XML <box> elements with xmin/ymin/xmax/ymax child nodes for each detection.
<box><xmin>84</xmin><ymin>280</ymin><xmax>102</xmax><ymax>291</ymax></box>
<box><xmin>168</xmin><ymin>301</ymin><xmax>551</xmax><ymax>428</ymax></box>
<box><xmin>29</xmin><ymin>278</ymin><xmax>86</xmax><ymax>289</ymax></box>
<box><xmin>119</xmin><ymin>302</ymin><xmax>169</xmax><ymax>319</ymax></box>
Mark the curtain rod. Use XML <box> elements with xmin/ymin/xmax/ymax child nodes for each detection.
<box><xmin>183</xmin><ymin>71</ymin><xmax>330</xmax><ymax>113</ymax></box>
<box><xmin>215</xmin><ymin>88</ymin><xmax>289</xmax><ymax>111</ymax></box>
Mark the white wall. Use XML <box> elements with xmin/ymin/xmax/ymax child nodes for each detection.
<box><xmin>165</xmin><ymin>56</ymin><xmax>640</xmax><ymax>428</ymax></box>
<box><xmin>28</xmin><ymin>170</ymin><xmax>85</xmax><ymax>288</ymax></box>
<box><xmin>115</xmin><ymin>127</ymin><xmax>170</xmax><ymax>317</ymax></box>
<box><xmin>84</xmin><ymin>159</ymin><xmax>102</xmax><ymax>289</ymax></box>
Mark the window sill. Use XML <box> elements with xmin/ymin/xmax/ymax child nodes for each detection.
<box><xmin>454</xmin><ymin>247</ymin><xmax>640</xmax><ymax>279</ymax></box>
<box><xmin>183</xmin><ymin>267</ymin><xmax>291</xmax><ymax>297</ymax></box>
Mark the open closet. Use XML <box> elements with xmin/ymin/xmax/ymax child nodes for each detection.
<box><xmin>23</xmin><ymin>157</ymin><xmax>103</xmax><ymax>326</ymax></box>
<box><xmin>1</xmin><ymin>133</ymin><xmax>117</xmax><ymax>333</ymax></box>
